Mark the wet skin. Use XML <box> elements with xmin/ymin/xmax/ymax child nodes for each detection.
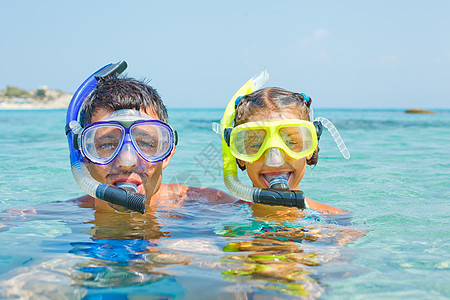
<box><xmin>86</xmin><ymin>107</ymin><xmax>172</xmax><ymax>206</ymax></box>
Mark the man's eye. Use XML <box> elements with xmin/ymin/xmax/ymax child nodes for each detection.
<box><xmin>139</xmin><ymin>141</ymin><xmax>156</xmax><ymax>148</ymax></box>
<box><xmin>99</xmin><ymin>143</ymin><xmax>116</xmax><ymax>150</ymax></box>
<box><xmin>137</xmin><ymin>138</ymin><xmax>157</xmax><ymax>149</ymax></box>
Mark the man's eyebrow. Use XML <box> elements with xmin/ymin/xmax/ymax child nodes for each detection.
<box><xmin>95</xmin><ymin>133</ymin><xmax>119</xmax><ymax>140</ymax></box>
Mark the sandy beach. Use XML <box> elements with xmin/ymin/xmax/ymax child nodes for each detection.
<box><xmin>0</xmin><ymin>94</ymin><xmax>72</xmax><ymax>110</ymax></box>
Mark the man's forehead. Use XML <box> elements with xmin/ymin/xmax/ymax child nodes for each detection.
<box><xmin>91</xmin><ymin>107</ymin><xmax>160</xmax><ymax>123</ymax></box>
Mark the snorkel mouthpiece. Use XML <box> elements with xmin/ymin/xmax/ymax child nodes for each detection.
<box><xmin>269</xmin><ymin>176</ymin><xmax>289</xmax><ymax>189</ymax></box>
<box><xmin>66</xmin><ymin>61</ymin><xmax>146</xmax><ymax>214</ymax></box>
<box><xmin>253</xmin><ymin>188</ymin><xmax>305</xmax><ymax>208</ymax></box>
<box><xmin>117</xmin><ymin>182</ymin><xmax>138</xmax><ymax>193</ymax></box>
<box><xmin>98</xmin><ymin>182</ymin><xmax>144</xmax><ymax>213</ymax></box>
<box><xmin>98</xmin><ymin>183</ymin><xmax>145</xmax><ymax>214</ymax></box>
<box><xmin>260</xmin><ymin>175</ymin><xmax>305</xmax><ymax>207</ymax></box>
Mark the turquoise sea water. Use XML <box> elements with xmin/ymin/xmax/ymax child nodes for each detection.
<box><xmin>0</xmin><ymin>108</ymin><xmax>449</xmax><ymax>299</ymax></box>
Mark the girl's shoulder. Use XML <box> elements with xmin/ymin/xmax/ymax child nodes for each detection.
<box><xmin>305</xmin><ymin>197</ymin><xmax>348</xmax><ymax>215</ymax></box>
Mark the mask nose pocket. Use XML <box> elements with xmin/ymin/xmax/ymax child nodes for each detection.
<box><xmin>117</xmin><ymin>141</ymin><xmax>138</xmax><ymax>167</ymax></box>
<box><xmin>265</xmin><ymin>148</ymin><xmax>285</xmax><ymax>167</ymax></box>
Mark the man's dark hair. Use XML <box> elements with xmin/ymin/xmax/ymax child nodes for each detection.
<box><xmin>80</xmin><ymin>77</ymin><xmax>168</xmax><ymax>127</ymax></box>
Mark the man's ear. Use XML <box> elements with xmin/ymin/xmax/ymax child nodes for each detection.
<box><xmin>83</xmin><ymin>157</ymin><xmax>91</xmax><ymax>171</ymax></box>
<box><xmin>162</xmin><ymin>145</ymin><xmax>176</xmax><ymax>169</ymax></box>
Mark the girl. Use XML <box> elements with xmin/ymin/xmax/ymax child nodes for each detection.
<box><xmin>232</xmin><ymin>87</ymin><xmax>345</xmax><ymax>214</ymax></box>
<box><xmin>216</xmin><ymin>71</ymin><xmax>350</xmax><ymax>215</ymax></box>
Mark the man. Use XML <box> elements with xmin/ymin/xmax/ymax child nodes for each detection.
<box><xmin>69</xmin><ymin>69</ymin><xmax>236</xmax><ymax>213</ymax></box>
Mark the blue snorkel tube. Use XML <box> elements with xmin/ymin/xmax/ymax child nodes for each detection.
<box><xmin>65</xmin><ymin>61</ymin><xmax>146</xmax><ymax>213</ymax></box>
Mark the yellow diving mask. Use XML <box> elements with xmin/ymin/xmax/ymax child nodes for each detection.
<box><xmin>224</xmin><ymin>119</ymin><xmax>319</xmax><ymax>163</ymax></box>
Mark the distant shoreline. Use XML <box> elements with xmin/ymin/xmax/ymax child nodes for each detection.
<box><xmin>0</xmin><ymin>86</ymin><xmax>72</xmax><ymax>110</ymax></box>
<box><xmin>0</xmin><ymin>95</ymin><xmax>72</xmax><ymax>110</ymax></box>
<box><xmin>0</xmin><ymin>96</ymin><xmax>446</xmax><ymax>112</ymax></box>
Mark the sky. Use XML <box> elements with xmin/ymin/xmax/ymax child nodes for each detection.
<box><xmin>1</xmin><ymin>1</ymin><xmax>449</xmax><ymax>109</ymax></box>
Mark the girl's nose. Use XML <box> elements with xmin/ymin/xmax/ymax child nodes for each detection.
<box><xmin>115</xmin><ymin>142</ymin><xmax>138</xmax><ymax>170</ymax></box>
<box><xmin>264</xmin><ymin>148</ymin><xmax>285</xmax><ymax>167</ymax></box>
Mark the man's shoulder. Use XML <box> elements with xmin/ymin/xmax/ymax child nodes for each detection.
<box><xmin>187</xmin><ymin>186</ymin><xmax>238</xmax><ymax>204</ymax></box>
<box><xmin>158</xmin><ymin>184</ymin><xmax>237</xmax><ymax>204</ymax></box>
<box><xmin>69</xmin><ymin>195</ymin><xmax>95</xmax><ymax>206</ymax></box>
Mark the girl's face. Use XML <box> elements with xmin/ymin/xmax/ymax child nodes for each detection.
<box><xmin>238</xmin><ymin>108</ymin><xmax>312</xmax><ymax>190</ymax></box>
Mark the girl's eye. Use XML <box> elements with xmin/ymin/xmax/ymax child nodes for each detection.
<box><xmin>245</xmin><ymin>137</ymin><xmax>264</xmax><ymax>149</ymax></box>
<box><xmin>245</xmin><ymin>139</ymin><xmax>263</xmax><ymax>155</ymax></box>
<box><xmin>286</xmin><ymin>140</ymin><xmax>298</xmax><ymax>146</ymax></box>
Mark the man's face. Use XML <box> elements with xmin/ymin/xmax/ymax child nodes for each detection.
<box><xmin>86</xmin><ymin>107</ymin><xmax>174</xmax><ymax>202</ymax></box>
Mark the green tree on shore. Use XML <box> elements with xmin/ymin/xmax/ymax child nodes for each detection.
<box><xmin>35</xmin><ymin>88</ymin><xmax>46</xmax><ymax>98</ymax></box>
<box><xmin>4</xmin><ymin>86</ymin><xmax>31</xmax><ymax>98</ymax></box>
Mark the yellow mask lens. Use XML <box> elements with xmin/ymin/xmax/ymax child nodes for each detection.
<box><xmin>234</xmin><ymin>129</ymin><xmax>266</xmax><ymax>156</ymax></box>
<box><xmin>229</xmin><ymin>119</ymin><xmax>318</xmax><ymax>163</ymax></box>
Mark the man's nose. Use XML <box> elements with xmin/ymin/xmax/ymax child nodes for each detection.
<box><xmin>115</xmin><ymin>141</ymin><xmax>138</xmax><ymax>170</ymax></box>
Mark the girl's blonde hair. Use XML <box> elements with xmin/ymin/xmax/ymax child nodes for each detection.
<box><xmin>234</xmin><ymin>87</ymin><xmax>319</xmax><ymax>166</ymax></box>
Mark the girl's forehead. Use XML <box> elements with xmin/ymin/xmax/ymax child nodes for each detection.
<box><xmin>246</xmin><ymin>108</ymin><xmax>304</xmax><ymax>122</ymax></box>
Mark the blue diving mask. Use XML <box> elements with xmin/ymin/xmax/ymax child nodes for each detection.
<box><xmin>77</xmin><ymin>109</ymin><xmax>177</xmax><ymax>165</ymax></box>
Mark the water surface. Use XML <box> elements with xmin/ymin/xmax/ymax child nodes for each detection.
<box><xmin>0</xmin><ymin>108</ymin><xmax>448</xmax><ymax>299</ymax></box>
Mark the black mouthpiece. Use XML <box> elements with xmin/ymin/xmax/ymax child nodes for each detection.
<box><xmin>253</xmin><ymin>188</ymin><xmax>306</xmax><ymax>208</ymax></box>
<box><xmin>98</xmin><ymin>184</ymin><xmax>146</xmax><ymax>214</ymax></box>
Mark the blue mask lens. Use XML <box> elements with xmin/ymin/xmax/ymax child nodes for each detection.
<box><xmin>81</xmin><ymin>120</ymin><xmax>175</xmax><ymax>165</ymax></box>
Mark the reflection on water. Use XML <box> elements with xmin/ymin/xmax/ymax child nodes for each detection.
<box><xmin>214</xmin><ymin>203</ymin><xmax>365</xmax><ymax>298</ymax></box>
<box><xmin>0</xmin><ymin>199</ymin><xmax>365</xmax><ymax>299</ymax></box>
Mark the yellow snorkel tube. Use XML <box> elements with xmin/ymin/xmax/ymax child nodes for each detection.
<box><xmin>217</xmin><ymin>69</ymin><xmax>306</xmax><ymax>208</ymax></box>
